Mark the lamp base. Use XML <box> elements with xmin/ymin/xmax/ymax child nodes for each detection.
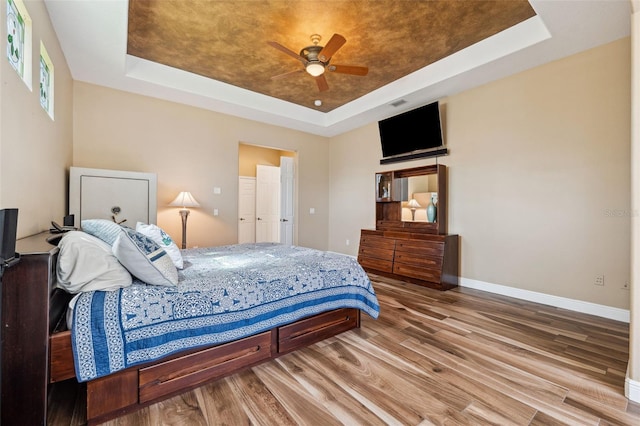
<box><xmin>179</xmin><ymin>209</ymin><xmax>190</xmax><ymax>249</ymax></box>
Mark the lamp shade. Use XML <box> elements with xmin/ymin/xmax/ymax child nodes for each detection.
<box><xmin>407</xmin><ymin>199</ymin><xmax>421</xmax><ymax>209</ymax></box>
<box><xmin>169</xmin><ymin>191</ymin><xmax>200</xmax><ymax>208</ymax></box>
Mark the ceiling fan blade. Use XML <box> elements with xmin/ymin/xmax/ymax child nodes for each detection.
<box><xmin>267</xmin><ymin>41</ymin><xmax>306</xmax><ymax>64</ymax></box>
<box><xmin>329</xmin><ymin>64</ymin><xmax>369</xmax><ymax>76</ymax></box>
<box><xmin>271</xmin><ymin>69</ymin><xmax>305</xmax><ymax>80</ymax></box>
<box><xmin>315</xmin><ymin>74</ymin><xmax>329</xmax><ymax>92</ymax></box>
<box><xmin>318</xmin><ymin>33</ymin><xmax>346</xmax><ymax>62</ymax></box>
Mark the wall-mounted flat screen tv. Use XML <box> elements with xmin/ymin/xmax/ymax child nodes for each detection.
<box><xmin>378</xmin><ymin>101</ymin><xmax>444</xmax><ymax>161</ymax></box>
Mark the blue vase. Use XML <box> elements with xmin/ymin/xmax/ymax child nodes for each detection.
<box><xmin>427</xmin><ymin>196</ymin><xmax>437</xmax><ymax>223</ymax></box>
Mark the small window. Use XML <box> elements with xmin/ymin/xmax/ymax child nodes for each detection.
<box><xmin>40</xmin><ymin>41</ymin><xmax>54</xmax><ymax>119</ymax></box>
<box><xmin>6</xmin><ymin>0</ymin><xmax>32</xmax><ymax>90</ymax></box>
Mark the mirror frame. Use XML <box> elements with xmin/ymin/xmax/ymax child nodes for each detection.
<box><xmin>375</xmin><ymin>164</ymin><xmax>447</xmax><ymax>235</ymax></box>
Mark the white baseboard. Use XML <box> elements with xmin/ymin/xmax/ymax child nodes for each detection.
<box><xmin>459</xmin><ymin>277</ymin><xmax>630</xmax><ymax>323</ymax></box>
<box><xmin>626</xmin><ymin>374</ymin><xmax>640</xmax><ymax>403</ymax></box>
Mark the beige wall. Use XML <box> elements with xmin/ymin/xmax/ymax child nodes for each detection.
<box><xmin>238</xmin><ymin>143</ymin><xmax>295</xmax><ymax>178</ymax></box>
<box><xmin>329</xmin><ymin>37</ymin><xmax>631</xmax><ymax>310</ymax></box>
<box><xmin>0</xmin><ymin>0</ymin><xmax>73</xmax><ymax>237</ymax></box>
<box><xmin>73</xmin><ymin>82</ymin><xmax>330</xmax><ymax>250</ymax></box>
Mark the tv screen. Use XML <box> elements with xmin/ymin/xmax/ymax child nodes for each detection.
<box><xmin>378</xmin><ymin>101</ymin><xmax>443</xmax><ymax>159</ymax></box>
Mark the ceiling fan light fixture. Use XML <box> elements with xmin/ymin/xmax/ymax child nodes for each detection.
<box><xmin>306</xmin><ymin>62</ymin><xmax>325</xmax><ymax>77</ymax></box>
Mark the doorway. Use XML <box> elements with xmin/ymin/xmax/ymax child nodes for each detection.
<box><xmin>238</xmin><ymin>143</ymin><xmax>296</xmax><ymax>244</ymax></box>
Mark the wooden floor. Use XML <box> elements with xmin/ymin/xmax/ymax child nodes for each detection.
<box><xmin>48</xmin><ymin>273</ymin><xmax>640</xmax><ymax>425</ymax></box>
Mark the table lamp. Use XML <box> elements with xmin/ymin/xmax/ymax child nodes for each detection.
<box><xmin>407</xmin><ymin>198</ymin><xmax>421</xmax><ymax>221</ymax></box>
<box><xmin>169</xmin><ymin>191</ymin><xmax>200</xmax><ymax>249</ymax></box>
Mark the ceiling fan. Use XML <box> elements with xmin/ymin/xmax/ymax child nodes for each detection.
<box><xmin>267</xmin><ymin>34</ymin><xmax>368</xmax><ymax>92</ymax></box>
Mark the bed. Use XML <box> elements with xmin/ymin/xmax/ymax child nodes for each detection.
<box><xmin>47</xmin><ymin>222</ymin><xmax>379</xmax><ymax>424</ymax></box>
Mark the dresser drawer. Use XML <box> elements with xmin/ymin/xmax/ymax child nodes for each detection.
<box><xmin>358</xmin><ymin>256</ymin><xmax>393</xmax><ymax>273</ymax></box>
<box><xmin>393</xmin><ymin>252</ymin><xmax>443</xmax><ymax>269</ymax></box>
<box><xmin>393</xmin><ymin>263</ymin><xmax>442</xmax><ymax>283</ymax></box>
<box><xmin>395</xmin><ymin>239</ymin><xmax>444</xmax><ymax>257</ymax></box>
<box><xmin>358</xmin><ymin>245</ymin><xmax>394</xmax><ymax>261</ymax></box>
<box><xmin>360</xmin><ymin>234</ymin><xmax>396</xmax><ymax>250</ymax></box>
<box><xmin>139</xmin><ymin>332</ymin><xmax>271</xmax><ymax>403</ymax></box>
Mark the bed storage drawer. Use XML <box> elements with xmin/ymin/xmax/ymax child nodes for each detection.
<box><xmin>49</xmin><ymin>330</ymin><xmax>75</xmax><ymax>382</ymax></box>
<box><xmin>139</xmin><ymin>331</ymin><xmax>272</xmax><ymax>403</ymax></box>
<box><xmin>278</xmin><ymin>308</ymin><xmax>359</xmax><ymax>354</ymax></box>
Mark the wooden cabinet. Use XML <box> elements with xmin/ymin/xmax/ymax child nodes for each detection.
<box><xmin>358</xmin><ymin>229</ymin><xmax>458</xmax><ymax>290</ymax></box>
<box><xmin>1</xmin><ymin>232</ymin><xmax>57</xmax><ymax>426</ymax></box>
<box><xmin>360</xmin><ymin>164</ymin><xmax>459</xmax><ymax>290</ymax></box>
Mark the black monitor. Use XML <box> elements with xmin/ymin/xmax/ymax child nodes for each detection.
<box><xmin>0</xmin><ymin>208</ymin><xmax>18</xmax><ymax>264</ymax></box>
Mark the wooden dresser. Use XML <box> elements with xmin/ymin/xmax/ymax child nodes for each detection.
<box><xmin>358</xmin><ymin>228</ymin><xmax>459</xmax><ymax>290</ymax></box>
<box><xmin>358</xmin><ymin>164</ymin><xmax>459</xmax><ymax>290</ymax></box>
<box><xmin>1</xmin><ymin>232</ymin><xmax>58</xmax><ymax>425</ymax></box>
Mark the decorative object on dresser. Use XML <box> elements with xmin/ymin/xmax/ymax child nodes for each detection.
<box><xmin>358</xmin><ymin>164</ymin><xmax>459</xmax><ymax>290</ymax></box>
<box><xmin>407</xmin><ymin>198</ymin><xmax>421</xmax><ymax>221</ymax></box>
<box><xmin>168</xmin><ymin>191</ymin><xmax>200</xmax><ymax>249</ymax></box>
<box><xmin>427</xmin><ymin>193</ymin><xmax>437</xmax><ymax>223</ymax></box>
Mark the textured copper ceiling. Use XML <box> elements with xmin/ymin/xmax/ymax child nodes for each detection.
<box><xmin>127</xmin><ymin>1</ymin><xmax>536</xmax><ymax>112</ymax></box>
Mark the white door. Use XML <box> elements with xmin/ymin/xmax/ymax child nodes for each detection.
<box><xmin>256</xmin><ymin>165</ymin><xmax>281</xmax><ymax>243</ymax></box>
<box><xmin>280</xmin><ymin>156</ymin><xmax>295</xmax><ymax>245</ymax></box>
<box><xmin>238</xmin><ymin>176</ymin><xmax>256</xmax><ymax>244</ymax></box>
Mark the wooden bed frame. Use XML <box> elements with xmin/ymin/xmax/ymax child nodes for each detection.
<box><xmin>50</xmin><ymin>306</ymin><xmax>360</xmax><ymax>424</ymax></box>
<box><xmin>1</xmin><ymin>233</ymin><xmax>362</xmax><ymax>425</ymax></box>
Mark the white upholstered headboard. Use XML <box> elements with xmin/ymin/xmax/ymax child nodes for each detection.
<box><xmin>69</xmin><ymin>167</ymin><xmax>158</xmax><ymax>227</ymax></box>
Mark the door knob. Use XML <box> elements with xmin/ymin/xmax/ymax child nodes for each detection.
<box><xmin>257</xmin><ymin>217</ymin><xmax>263</xmax><ymax>221</ymax></box>
<box><xmin>281</xmin><ymin>218</ymin><xmax>289</xmax><ymax>222</ymax></box>
<box><xmin>239</xmin><ymin>218</ymin><xmax>245</xmax><ymax>221</ymax></box>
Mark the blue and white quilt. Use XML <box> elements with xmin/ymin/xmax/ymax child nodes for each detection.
<box><xmin>71</xmin><ymin>243</ymin><xmax>380</xmax><ymax>382</ymax></box>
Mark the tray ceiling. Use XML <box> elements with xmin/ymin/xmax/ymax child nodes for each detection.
<box><xmin>126</xmin><ymin>0</ymin><xmax>536</xmax><ymax>112</ymax></box>
<box><xmin>44</xmin><ymin>1</ymin><xmax>632</xmax><ymax>136</ymax></box>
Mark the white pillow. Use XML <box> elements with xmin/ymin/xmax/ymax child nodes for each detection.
<box><xmin>57</xmin><ymin>231</ymin><xmax>133</xmax><ymax>293</ymax></box>
<box><xmin>135</xmin><ymin>222</ymin><xmax>183</xmax><ymax>269</ymax></box>
<box><xmin>113</xmin><ymin>227</ymin><xmax>178</xmax><ymax>286</ymax></box>
<box><xmin>81</xmin><ymin>219</ymin><xmax>122</xmax><ymax>246</ymax></box>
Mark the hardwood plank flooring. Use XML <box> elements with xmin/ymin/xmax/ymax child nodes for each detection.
<box><xmin>47</xmin><ymin>274</ymin><xmax>640</xmax><ymax>425</ymax></box>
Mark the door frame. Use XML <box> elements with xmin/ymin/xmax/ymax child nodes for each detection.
<box><xmin>238</xmin><ymin>143</ymin><xmax>297</xmax><ymax>245</ymax></box>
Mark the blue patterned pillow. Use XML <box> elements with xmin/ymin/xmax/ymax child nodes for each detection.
<box><xmin>81</xmin><ymin>219</ymin><xmax>122</xmax><ymax>246</ymax></box>
<box><xmin>135</xmin><ymin>222</ymin><xmax>183</xmax><ymax>269</ymax></box>
<box><xmin>112</xmin><ymin>228</ymin><xmax>178</xmax><ymax>286</ymax></box>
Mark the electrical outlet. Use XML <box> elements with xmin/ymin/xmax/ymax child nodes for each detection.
<box><xmin>346</xmin><ymin>239</ymin><xmax>350</xmax><ymax>246</ymax></box>
<box><xmin>595</xmin><ymin>275</ymin><xmax>604</xmax><ymax>286</ymax></box>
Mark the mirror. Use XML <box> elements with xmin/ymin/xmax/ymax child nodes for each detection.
<box><xmin>400</xmin><ymin>175</ymin><xmax>438</xmax><ymax>222</ymax></box>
